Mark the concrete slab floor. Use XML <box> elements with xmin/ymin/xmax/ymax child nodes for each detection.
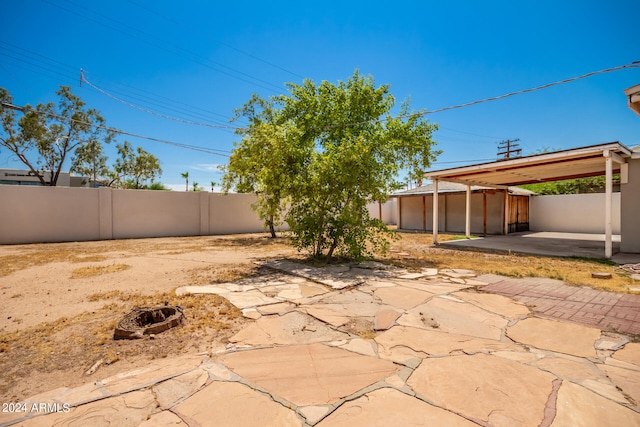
<box><xmin>438</xmin><ymin>231</ymin><xmax>640</xmax><ymax>264</ymax></box>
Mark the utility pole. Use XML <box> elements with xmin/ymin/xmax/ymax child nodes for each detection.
<box><xmin>497</xmin><ymin>139</ymin><xmax>522</xmax><ymax>160</ymax></box>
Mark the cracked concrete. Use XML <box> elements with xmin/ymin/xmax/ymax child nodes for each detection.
<box><xmin>3</xmin><ymin>261</ymin><xmax>640</xmax><ymax>426</ymax></box>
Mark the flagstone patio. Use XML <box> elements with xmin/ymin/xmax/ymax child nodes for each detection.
<box><xmin>3</xmin><ymin>260</ymin><xmax>640</xmax><ymax>426</ymax></box>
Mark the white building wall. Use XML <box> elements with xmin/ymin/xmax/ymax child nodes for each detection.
<box><xmin>529</xmin><ymin>193</ymin><xmax>621</xmax><ymax>234</ymax></box>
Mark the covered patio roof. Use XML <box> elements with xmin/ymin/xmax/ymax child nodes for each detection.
<box><xmin>424</xmin><ymin>142</ymin><xmax>633</xmax><ymax>188</ymax></box>
<box><xmin>423</xmin><ymin>142</ymin><xmax>635</xmax><ymax>258</ymax></box>
<box><xmin>624</xmin><ymin>83</ymin><xmax>640</xmax><ymax>117</ymax></box>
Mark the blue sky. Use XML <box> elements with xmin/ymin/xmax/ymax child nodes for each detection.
<box><xmin>2</xmin><ymin>0</ymin><xmax>639</xmax><ymax>191</ymax></box>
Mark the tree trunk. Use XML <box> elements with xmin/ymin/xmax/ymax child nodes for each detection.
<box><xmin>327</xmin><ymin>239</ymin><xmax>338</xmax><ymax>260</ymax></box>
<box><xmin>268</xmin><ymin>215</ymin><xmax>277</xmax><ymax>238</ymax></box>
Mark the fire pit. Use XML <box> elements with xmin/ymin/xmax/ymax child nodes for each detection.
<box><xmin>114</xmin><ymin>305</ymin><xmax>184</xmax><ymax>340</ymax></box>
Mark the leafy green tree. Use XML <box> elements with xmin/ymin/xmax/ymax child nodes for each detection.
<box><xmin>71</xmin><ymin>139</ymin><xmax>109</xmax><ymax>187</ymax></box>
<box><xmin>112</xmin><ymin>141</ymin><xmax>162</xmax><ymax>189</ymax></box>
<box><xmin>147</xmin><ymin>181</ymin><xmax>170</xmax><ymax>190</ymax></box>
<box><xmin>221</xmin><ymin>119</ymin><xmax>295</xmax><ymax>238</ymax></box>
<box><xmin>223</xmin><ymin>70</ymin><xmax>439</xmax><ymax>258</ymax></box>
<box><xmin>520</xmin><ymin>147</ymin><xmax>618</xmax><ymax>194</ymax></box>
<box><xmin>0</xmin><ymin>86</ymin><xmax>114</xmax><ymax>185</ymax></box>
<box><xmin>192</xmin><ymin>182</ymin><xmax>199</xmax><ymax>191</ymax></box>
<box><xmin>210</xmin><ymin>181</ymin><xmax>216</xmax><ymax>192</ymax></box>
<box><xmin>181</xmin><ymin>171</ymin><xmax>189</xmax><ymax>191</ymax></box>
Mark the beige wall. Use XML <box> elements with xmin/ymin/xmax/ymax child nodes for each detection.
<box><xmin>621</xmin><ymin>158</ymin><xmax>640</xmax><ymax>253</ymax></box>
<box><xmin>0</xmin><ymin>187</ymin><xmax>276</xmax><ymax>244</ymax></box>
<box><xmin>0</xmin><ymin>186</ymin><xmax>396</xmax><ymax>245</ymax></box>
<box><xmin>0</xmin><ymin>186</ymin><xmax>101</xmax><ymax>243</ymax></box>
<box><xmin>366</xmin><ymin>199</ymin><xmax>397</xmax><ymax>225</ymax></box>
<box><xmin>209</xmin><ymin>193</ymin><xmax>267</xmax><ymax>234</ymax></box>
<box><xmin>529</xmin><ymin>193</ymin><xmax>621</xmax><ymax>234</ymax></box>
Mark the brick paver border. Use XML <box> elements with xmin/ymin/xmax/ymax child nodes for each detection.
<box><xmin>477</xmin><ymin>275</ymin><xmax>640</xmax><ymax>337</ymax></box>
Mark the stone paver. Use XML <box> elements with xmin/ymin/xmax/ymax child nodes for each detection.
<box><xmin>375</xmin><ymin>325</ymin><xmax>520</xmax><ymax>364</ymax></box>
<box><xmin>398</xmin><ymin>296</ymin><xmax>509</xmax><ymax>340</ymax></box>
<box><xmin>613</xmin><ymin>342</ymin><xmax>640</xmax><ymax>364</ymax></box>
<box><xmin>506</xmin><ymin>317</ymin><xmax>601</xmax><ymax>358</ymax></box>
<box><xmin>229</xmin><ymin>311</ymin><xmax>348</xmax><ymax>346</ymax></box>
<box><xmin>316</xmin><ymin>387</ymin><xmax>477</xmax><ymax>426</ymax></box>
<box><xmin>373</xmin><ymin>308</ymin><xmax>401</xmax><ymax>330</ymax></box>
<box><xmin>173</xmin><ymin>381</ymin><xmax>300</xmax><ymax>427</ymax></box>
<box><xmin>216</xmin><ymin>343</ymin><xmax>398</xmax><ymax>406</ymax></box>
<box><xmin>6</xmin><ymin>261</ymin><xmax>640</xmax><ymax>427</ymax></box>
<box><xmin>408</xmin><ymin>353</ymin><xmax>557</xmax><ymax>427</ymax></box>
<box><xmin>552</xmin><ymin>381</ymin><xmax>640</xmax><ymax>426</ymax></box>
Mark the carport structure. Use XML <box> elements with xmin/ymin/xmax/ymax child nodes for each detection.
<box><xmin>424</xmin><ymin>142</ymin><xmax>635</xmax><ymax>258</ymax></box>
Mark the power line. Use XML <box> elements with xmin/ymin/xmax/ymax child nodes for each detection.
<box><xmin>436</xmin><ymin>126</ymin><xmax>504</xmax><ymax>139</ymax></box>
<box><xmin>82</xmin><ymin>72</ymin><xmax>238</xmax><ymax>125</ymax></box>
<box><xmin>432</xmin><ymin>158</ymin><xmax>497</xmax><ymax>165</ymax></box>
<box><xmin>0</xmin><ymin>41</ymin><xmax>241</xmax><ymax>126</ymax></box>
<box><xmin>81</xmin><ymin>72</ymin><xmax>238</xmax><ymax>130</ymax></box>
<box><xmin>333</xmin><ymin>60</ymin><xmax>640</xmax><ymax>129</ymax></box>
<box><xmin>1</xmin><ymin>101</ymin><xmax>231</xmax><ymax>157</ymax></box>
<box><xmin>40</xmin><ymin>0</ymin><xmax>284</xmax><ymax>93</ymax></box>
<box><xmin>126</xmin><ymin>0</ymin><xmax>304</xmax><ymax>80</ymax></box>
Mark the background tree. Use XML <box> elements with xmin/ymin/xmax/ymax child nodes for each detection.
<box><xmin>223</xmin><ymin>71</ymin><xmax>439</xmax><ymax>258</ymax></box>
<box><xmin>221</xmin><ymin>119</ymin><xmax>295</xmax><ymax>238</ymax></box>
<box><xmin>147</xmin><ymin>182</ymin><xmax>170</xmax><ymax>190</ymax></box>
<box><xmin>112</xmin><ymin>141</ymin><xmax>162</xmax><ymax>189</ymax></box>
<box><xmin>71</xmin><ymin>139</ymin><xmax>109</xmax><ymax>187</ymax></box>
<box><xmin>181</xmin><ymin>171</ymin><xmax>189</xmax><ymax>191</ymax></box>
<box><xmin>0</xmin><ymin>86</ymin><xmax>114</xmax><ymax>186</ymax></box>
<box><xmin>520</xmin><ymin>147</ymin><xmax>618</xmax><ymax>194</ymax></box>
<box><xmin>192</xmin><ymin>182</ymin><xmax>199</xmax><ymax>191</ymax></box>
<box><xmin>210</xmin><ymin>181</ymin><xmax>216</xmax><ymax>192</ymax></box>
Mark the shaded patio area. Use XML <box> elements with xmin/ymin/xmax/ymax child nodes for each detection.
<box><xmin>438</xmin><ymin>231</ymin><xmax>640</xmax><ymax>264</ymax></box>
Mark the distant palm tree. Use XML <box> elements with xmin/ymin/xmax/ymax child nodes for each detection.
<box><xmin>192</xmin><ymin>182</ymin><xmax>199</xmax><ymax>192</ymax></box>
<box><xmin>210</xmin><ymin>181</ymin><xmax>216</xmax><ymax>192</ymax></box>
<box><xmin>180</xmin><ymin>171</ymin><xmax>189</xmax><ymax>191</ymax></box>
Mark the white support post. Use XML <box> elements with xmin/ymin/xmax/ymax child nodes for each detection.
<box><xmin>605</xmin><ymin>151</ymin><xmax>613</xmax><ymax>259</ymax></box>
<box><xmin>433</xmin><ymin>179</ymin><xmax>439</xmax><ymax>244</ymax></box>
<box><xmin>465</xmin><ymin>184</ymin><xmax>471</xmax><ymax>239</ymax></box>
<box><xmin>503</xmin><ymin>189</ymin><xmax>509</xmax><ymax>235</ymax></box>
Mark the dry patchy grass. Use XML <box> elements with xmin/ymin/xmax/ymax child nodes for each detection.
<box><xmin>388</xmin><ymin>232</ymin><xmax>634</xmax><ymax>293</ymax></box>
<box><xmin>0</xmin><ymin>289</ymin><xmax>245</xmax><ymax>401</ymax></box>
<box><xmin>187</xmin><ymin>262</ymin><xmax>258</xmax><ymax>285</ymax></box>
<box><xmin>0</xmin><ymin>235</ymin><xmax>293</xmax><ymax>278</ymax></box>
<box><xmin>0</xmin><ymin>250</ymin><xmax>108</xmax><ymax>277</ymax></box>
<box><xmin>70</xmin><ymin>264</ymin><xmax>130</xmax><ymax>279</ymax></box>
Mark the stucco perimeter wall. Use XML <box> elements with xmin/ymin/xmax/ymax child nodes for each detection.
<box><xmin>529</xmin><ymin>193</ymin><xmax>621</xmax><ymax>234</ymax></box>
<box><xmin>0</xmin><ymin>185</ymin><xmax>101</xmax><ymax>244</ymax></box>
<box><xmin>0</xmin><ymin>186</ymin><xmax>399</xmax><ymax>244</ymax></box>
<box><xmin>209</xmin><ymin>193</ymin><xmax>266</xmax><ymax>235</ymax></box>
<box><xmin>0</xmin><ymin>187</ymin><xmax>273</xmax><ymax>244</ymax></box>
<box><xmin>621</xmin><ymin>158</ymin><xmax>640</xmax><ymax>253</ymax></box>
<box><xmin>111</xmin><ymin>189</ymin><xmax>203</xmax><ymax>239</ymax></box>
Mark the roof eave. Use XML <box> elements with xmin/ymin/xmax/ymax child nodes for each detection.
<box><xmin>424</xmin><ymin>142</ymin><xmax>632</xmax><ymax>183</ymax></box>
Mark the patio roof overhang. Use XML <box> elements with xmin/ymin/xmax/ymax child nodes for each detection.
<box><xmin>423</xmin><ymin>142</ymin><xmax>632</xmax><ymax>188</ymax></box>
<box><xmin>422</xmin><ymin>142</ymin><xmax>633</xmax><ymax>258</ymax></box>
<box><xmin>624</xmin><ymin>84</ymin><xmax>640</xmax><ymax>117</ymax></box>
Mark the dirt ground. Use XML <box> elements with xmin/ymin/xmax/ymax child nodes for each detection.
<box><xmin>0</xmin><ymin>234</ymin><xmax>297</xmax><ymax>403</ymax></box>
<box><xmin>0</xmin><ymin>232</ymin><xmax>634</xmax><ymax>403</ymax></box>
